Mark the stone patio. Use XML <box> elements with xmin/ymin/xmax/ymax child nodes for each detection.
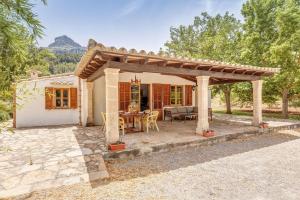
<box><xmin>1</xmin><ymin>114</ymin><xmax>300</xmax><ymax>198</ymax></box>
<box><xmin>122</xmin><ymin>119</ymin><xmax>258</xmax><ymax>150</ymax></box>
<box><xmin>105</xmin><ymin>114</ymin><xmax>300</xmax><ymax>159</ymax></box>
<box><xmin>0</xmin><ymin>125</ymin><xmax>108</xmax><ymax>198</ymax></box>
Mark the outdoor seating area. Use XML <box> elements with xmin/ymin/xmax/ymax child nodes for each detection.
<box><xmin>102</xmin><ymin>110</ymin><xmax>160</xmax><ymax>135</ymax></box>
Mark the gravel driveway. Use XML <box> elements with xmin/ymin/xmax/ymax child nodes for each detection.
<box><xmin>13</xmin><ymin>132</ymin><xmax>300</xmax><ymax>200</ymax></box>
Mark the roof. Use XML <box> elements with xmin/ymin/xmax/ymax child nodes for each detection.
<box><xmin>18</xmin><ymin>73</ymin><xmax>75</xmax><ymax>83</ymax></box>
<box><xmin>75</xmin><ymin>39</ymin><xmax>279</xmax><ymax>84</ymax></box>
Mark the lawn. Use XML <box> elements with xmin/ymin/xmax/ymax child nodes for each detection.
<box><xmin>214</xmin><ymin>109</ymin><xmax>300</xmax><ymax>121</ymax></box>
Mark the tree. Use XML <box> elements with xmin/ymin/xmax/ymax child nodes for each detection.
<box><xmin>165</xmin><ymin>12</ymin><xmax>242</xmax><ymax>113</ymax></box>
<box><xmin>241</xmin><ymin>0</ymin><xmax>300</xmax><ymax>118</ymax></box>
<box><xmin>0</xmin><ymin>0</ymin><xmax>46</xmax><ymax>88</ymax></box>
<box><xmin>0</xmin><ymin>0</ymin><xmax>47</xmax><ymax>124</ymax></box>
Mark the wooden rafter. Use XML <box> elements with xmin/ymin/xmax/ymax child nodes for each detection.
<box><xmin>76</xmin><ymin>41</ymin><xmax>279</xmax><ymax>83</ymax></box>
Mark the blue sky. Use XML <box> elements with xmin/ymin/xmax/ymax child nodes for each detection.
<box><xmin>34</xmin><ymin>0</ymin><xmax>245</xmax><ymax>52</ymax></box>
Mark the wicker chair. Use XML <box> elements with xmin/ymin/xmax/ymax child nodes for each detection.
<box><xmin>143</xmin><ymin>110</ymin><xmax>159</xmax><ymax>133</ymax></box>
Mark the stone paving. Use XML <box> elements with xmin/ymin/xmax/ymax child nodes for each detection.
<box><xmin>0</xmin><ymin>125</ymin><xmax>108</xmax><ymax>198</ymax></box>
<box><xmin>1</xmin><ymin>114</ymin><xmax>300</xmax><ymax>198</ymax></box>
<box><xmin>121</xmin><ymin>119</ymin><xmax>258</xmax><ymax>150</ymax></box>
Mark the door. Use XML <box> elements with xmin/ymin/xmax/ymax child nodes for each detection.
<box><xmin>140</xmin><ymin>84</ymin><xmax>150</xmax><ymax>111</ymax></box>
<box><xmin>152</xmin><ymin>84</ymin><xmax>170</xmax><ymax>120</ymax></box>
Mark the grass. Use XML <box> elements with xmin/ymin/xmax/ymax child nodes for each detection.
<box><xmin>214</xmin><ymin>109</ymin><xmax>300</xmax><ymax>121</ymax></box>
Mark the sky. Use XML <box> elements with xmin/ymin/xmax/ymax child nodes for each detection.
<box><xmin>34</xmin><ymin>0</ymin><xmax>245</xmax><ymax>52</ymax></box>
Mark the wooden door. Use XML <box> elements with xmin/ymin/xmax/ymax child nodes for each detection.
<box><xmin>152</xmin><ymin>84</ymin><xmax>170</xmax><ymax>120</ymax></box>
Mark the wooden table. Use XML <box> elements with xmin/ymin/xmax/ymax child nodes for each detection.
<box><xmin>120</xmin><ymin>112</ymin><xmax>144</xmax><ymax>133</ymax></box>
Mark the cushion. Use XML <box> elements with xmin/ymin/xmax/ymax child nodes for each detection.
<box><xmin>172</xmin><ymin>113</ymin><xmax>181</xmax><ymax>117</ymax></box>
<box><xmin>177</xmin><ymin>107</ymin><xmax>188</xmax><ymax>113</ymax></box>
<box><xmin>193</xmin><ymin>107</ymin><xmax>198</xmax><ymax>113</ymax></box>
<box><xmin>166</xmin><ymin>107</ymin><xmax>178</xmax><ymax>114</ymax></box>
<box><xmin>186</xmin><ymin>107</ymin><xmax>194</xmax><ymax>113</ymax></box>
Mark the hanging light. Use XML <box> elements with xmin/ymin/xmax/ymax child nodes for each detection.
<box><xmin>192</xmin><ymin>84</ymin><xmax>197</xmax><ymax>91</ymax></box>
<box><xmin>131</xmin><ymin>74</ymin><xmax>141</xmax><ymax>84</ymax></box>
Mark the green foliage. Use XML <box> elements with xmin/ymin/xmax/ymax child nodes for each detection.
<box><xmin>165</xmin><ymin>12</ymin><xmax>242</xmax><ymax>62</ymax></box>
<box><xmin>241</xmin><ymin>0</ymin><xmax>300</xmax><ymax>117</ymax></box>
<box><xmin>0</xmin><ymin>0</ymin><xmax>46</xmax><ymax>123</ymax></box>
<box><xmin>165</xmin><ymin>12</ymin><xmax>242</xmax><ymax>112</ymax></box>
<box><xmin>50</xmin><ymin>62</ymin><xmax>76</xmax><ymax>74</ymax></box>
<box><xmin>232</xmin><ymin>82</ymin><xmax>252</xmax><ymax>106</ymax></box>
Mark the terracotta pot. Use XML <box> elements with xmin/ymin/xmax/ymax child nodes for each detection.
<box><xmin>203</xmin><ymin>130</ymin><xmax>215</xmax><ymax>137</ymax></box>
<box><xmin>259</xmin><ymin>122</ymin><xmax>269</xmax><ymax>128</ymax></box>
<box><xmin>108</xmin><ymin>142</ymin><xmax>126</xmax><ymax>151</ymax></box>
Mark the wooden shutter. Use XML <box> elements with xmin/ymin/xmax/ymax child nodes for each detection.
<box><xmin>119</xmin><ymin>82</ymin><xmax>131</xmax><ymax>111</ymax></box>
<box><xmin>162</xmin><ymin>84</ymin><xmax>170</xmax><ymax>106</ymax></box>
<box><xmin>152</xmin><ymin>84</ymin><xmax>162</xmax><ymax>109</ymax></box>
<box><xmin>185</xmin><ymin>85</ymin><xmax>193</xmax><ymax>106</ymax></box>
<box><xmin>45</xmin><ymin>87</ymin><xmax>54</xmax><ymax>109</ymax></box>
<box><xmin>152</xmin><ymin>84</ymin><xmax>170</xmax><ymax>120</ymax></box>
<box><xmin>70</xmin><ymin>88</ymin><xmax>78</xmax><ymax>109</ymax></box>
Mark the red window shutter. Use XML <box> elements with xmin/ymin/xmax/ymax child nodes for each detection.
<box><xmin>70</xmin><ymin>88</ymin><xmax>78</xmax><ymax>109</ymax></box>
<box><xmin>185</xmin><ymin>85</ymin><xmax>193</xmax><ymax>106</ymax></box>
<box><xmin>152</xmin><ymin>84</ymin><xmax>162</xmax><ymax>109</ymax></box>
<box><xmin>119</xmin><ymin>82</ymin><xmax>131</xmax><ymax>111</ymax></box>
<box><xmin>45</xmin><ymin>87</ymin><xmax>54</xmax><ymax>109</ymax></box>
<box><xmin>163</xmin><ymin>84</ymin><xmax>170</xmax><ymax>106</ymax></box>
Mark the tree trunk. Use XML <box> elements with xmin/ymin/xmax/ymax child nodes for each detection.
<box><xmin>282</xmin><ymin>88</ymin><xmax>289</xmax><ymax>119</ymax></box>
<box><xmin>223</xmin><ymin>86</ymin><xmax>232</xmax><ymax>114</ymax></box>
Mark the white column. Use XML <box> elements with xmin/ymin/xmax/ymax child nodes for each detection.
<box><xmin>104</xmin><ymin>68</ymin><xmax>120</xmax><ymax>143</ymax></box>
<box><xmin>252</xmin><ymin>80</ymin><xmax>263</xmax><ymax>126</ymax></box>
<box><xmin>86</xmin><ymin>81</ymin><xmax>94</xmax><ymax>126</ymax></box>
<box><xmin>196</xmin><ymin>76</ymin><xmax>210</xmax><ymax>134</ymax></box>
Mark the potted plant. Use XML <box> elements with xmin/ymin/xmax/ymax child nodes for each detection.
<box><xmin>203</xmin><ymin>129</ymin><xmax>215</xmax><ymax>137</ymax></box>
<box><xmin>259</xmin><ymin>122</ymin><xmax>269</xmax><ymax>128</ymax></box>
<box><xmin>108</xmin><ymin>141</ymin><xmax>126</xmax><ymax>151</ymax></box>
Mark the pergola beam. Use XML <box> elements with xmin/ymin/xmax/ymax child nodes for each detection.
<box><xmin>85</xmin><ymin>60</ymin><xmax>262</xmax><ymax>82</ymax></box>
<box><xmin>106</xmin><ymin>61</ymin><xmax>261</xmax><ymax>81</ymax></box>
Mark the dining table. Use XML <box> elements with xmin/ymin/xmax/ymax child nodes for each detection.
<box><xmin>119</xmin><ymin>112</ymin><xmax>145</xmax><ymax>133</ymax></box>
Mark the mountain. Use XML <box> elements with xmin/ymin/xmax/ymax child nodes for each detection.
<box><xmin>48</xmin><ymin>35</ymin><xmax>86</xmax><ymax>54</ymax></box>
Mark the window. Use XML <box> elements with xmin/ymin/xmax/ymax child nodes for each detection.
<box><xmin>55</xmin><ymin>88</ymin><xmax>69</xmax><ymax>108</ymax></box>
<box><xmin>45</xmin><ymin>87</ymin><xmax>77</xmax><ymax>109</ymax></box>
<box><xmin>170</xmin><ymin>85</ymin><xmax>183</xmax><ymax>105</ymax></box>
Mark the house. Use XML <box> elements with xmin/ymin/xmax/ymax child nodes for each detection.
<box><xmin>14</xmin><ymin>39</ymin><xmax>279</xmax><ymax>144</ymax></box>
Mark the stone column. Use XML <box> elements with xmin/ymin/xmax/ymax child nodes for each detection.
<box><xmin>252</xmin><ymin>80</ymin><xmax>263</xmax><ymax>126</ymax></box>
<box><xmin>196</xmin><ymin>76</ymin><xmax>210</xmax><ymax>134</ymax></box>
<box><xmin>86</xmin><ymin>81</ymin><xmax>94</xmax><ymax>126</ymax></box>
<box><xmin>104</xmin><ymin>68</ymin><xmax>120</xmax><ymax>143</ymax></box>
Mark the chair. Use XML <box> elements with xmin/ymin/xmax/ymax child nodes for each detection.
<box><xmin>119</xmin><ymin>117</ymin><xmax>125</xmax><ymax>136</ymax></box>
<box><xmin>101</xmin><ymin>112</ymin><xmax>106</xmax><ymax>132</ymax></box>
<box><xmin>143</xmin><ymin>110</ymin><xmax>159</xmax><ymax>133</ymax></box>
<box><xmin>142</xmin><ymin>109</ymin><xmax>151</xmax><ymax>121</ymax></box>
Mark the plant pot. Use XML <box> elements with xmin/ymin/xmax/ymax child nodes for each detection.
<box><xmin>259</xmin><ymin>122</ymin><xmax>269</xmax><ymax>128</ymax></box>
<box><xmin>203</xmin><ymin>130</ymin><xmax>215</xmax><ymax>137</ymax></box>
<box><xmin>108</xmin><ymin>142</ymin><xmax>126</xmax><ymax>151</ymax></box>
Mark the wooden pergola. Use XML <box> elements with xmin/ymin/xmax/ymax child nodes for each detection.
<box><xmin>75</xmin><ymin>39</ymin><xmax>279</xmax><ymax>144</ymax></box>
<box><xmin>75</xmin><ymin>39</ymin><xmax>279</xmax><ymax>84</ymax></box>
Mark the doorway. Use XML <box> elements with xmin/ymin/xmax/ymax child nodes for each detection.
<box><xmin>140</xmin><ymin>84</ymin><xmax>149</xmax><ymax>111</ymax></box>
